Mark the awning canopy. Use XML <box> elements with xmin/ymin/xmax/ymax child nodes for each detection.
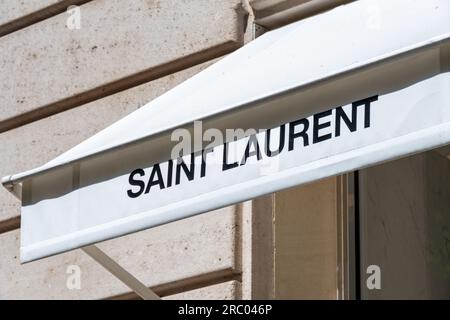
<box><xmin>3</xmin><ymin>0</ymin><xmax>450</xmax><ymax>263</ymax></box>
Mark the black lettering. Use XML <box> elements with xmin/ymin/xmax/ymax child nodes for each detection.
<box><xmin>166</xmin><ymin>159</ymin><xmax>173</xmax><ymax>188</ymax></box>
<box><xmin>288</xmin><ymin>118</ymin><xmax>309</xmax><ymax>151</ymax></box>
<box><xmin>222</xmin><ymin>142</ymin><xmax>239</xmax><ymax>171</ymax></box>
<box><xmin>313</xmin><ymin>110</ymin><xmax>332</xmax><ymax>143</ymax></box>
<box><xmin>127</xmin><ymin>168</ymin><xmax>145</xmax><ymax>198</ymax></box>
<box><xmin>201</xmin><ymin>148</ymin><xmax>214</xmax><ymax>177</ymax></box>
<box><xmin>335</xmin><ymin>105</ymin><xmax>357</xmax><ymax>137</ymax></box>
<box><xmin>353</xmin><ymin>95</ymin><xmax>378</xmax><ymax>128</ymax></box>
<box><xmin>241</xmin><ymin>135</ymin><xmax>262</xmax><ymax>165</ymax></box>
<box><xmin>176</xmin><ymin>153</ymin><xmax>195</xmax><ymax>185</ymax></box>
<box><xmin>265</xmin><ymin>125</ymin><xmax>285</xmax><ymax>157</ymax></box>
<box><xmin>144</xmin><ymin>164</ymin><xmax>165</xmax><ymax>193</ymax></box>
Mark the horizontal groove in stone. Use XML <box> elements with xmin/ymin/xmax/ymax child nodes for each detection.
<box><xmin>0</xmin><ymin>41</ymin><xmax>240</xmax><ymax>134</ymax></box>
<box><xmin>0</xmin><ymin>216</ymin><xmax>20</xmax><ymax>234</ymax></box>
<box><xmin>0</xmin><ymin>0</ymin><xmax>92</xmax><ymax>38</ymax></box>
<box><xmin>110</xmin><ymin>270</ymin><xmax>242</xmax><ymax>300</ymax></box>
<box><xmin>0</xmin><ymin>0</ymin><xmax>246</xmax><ymax>133</ymax></box>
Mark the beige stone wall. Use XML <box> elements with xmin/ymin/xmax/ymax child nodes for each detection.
<box><xmin>0</xmin><ymin>0</ymin><xmax>247</xmax><ymax>131</ymax></box>
<box><xmin>0</xmin><ymin>0</ymin><xmax>342</xmax><ymax>300</ymax></box>
<box><xmin>0</xmin><ymin>1</ymin><xmax>92</xmax><ymax>37</ymax></box>
<box><xmin>0</xmin><ymin>0</ymin><xmax>252</xmax><ymax>300</ymax></box>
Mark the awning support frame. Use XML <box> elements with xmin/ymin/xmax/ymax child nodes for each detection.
<box><xmin>82</xmin><ymin>245</ymin><xmax>160</xmax><ymax>300</ymax></box>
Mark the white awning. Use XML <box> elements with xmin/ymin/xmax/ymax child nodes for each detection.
<box><xmin>3</xmin><ymin>0</ymin><xmax>450</xmax><ymax>263</ymax></box>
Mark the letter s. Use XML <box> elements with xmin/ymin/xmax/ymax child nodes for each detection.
<box><xmin>127</xmin><ymin>168</ymin><xmax>145</xmax><ymax>198</ymax></box>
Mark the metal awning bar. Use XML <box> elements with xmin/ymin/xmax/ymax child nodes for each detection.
<box><xmin>82</xmin><ymin>245</ymin><xmax>160</xmax><ymax>300</ymax></box>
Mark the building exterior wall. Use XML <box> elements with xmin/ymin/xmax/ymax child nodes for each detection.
<box><xmin>0</xmin><ymin>0</ymin><xmax>348</xmax><ymax>299</ymax></box>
